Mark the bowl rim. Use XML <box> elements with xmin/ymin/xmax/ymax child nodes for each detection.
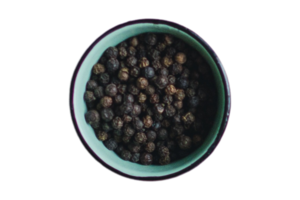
<box><xmin>70</xmin><ymin>18</ymin><xmax>231</xmax><ymax>181</ymax></box>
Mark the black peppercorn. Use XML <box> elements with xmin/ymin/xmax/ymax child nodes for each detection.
<box><xmin>85</xmin><ymin>110</ymin><xmax>100</xmax><ymax>124</ymax></box>
<box><xmin>164</xmin><ymin>34</ymin><xmax>174</xmax><ymax>46</ymax></box>
<box><xmin>120</xmin><ymin>102</ymin><xmax>133</xmax><ymax>114</ymax></box>
<box><xmin>113</xmin><ymin>129</ymin><xmax>123</xmax><ymax>137</ymax></box>
<box><xmin>132</xmin><ymin>117</ymin><xmax>144</xmax><ymax>131</ymax></box>
<box><xmin>154</xmin><ymin>103</ymin><xmax>165</xmax><ymax>114</ymax></box>
<box><xmin>127</xmin><ymin>46</ymin><xmax>136</xmax><ymax>56</ymax></box>
<box><xmin>192</xmin><ymin>134</ymin><xmax>202</xmax><ymax>146</ymax></box>
<box><xmin>99</xmin><ymin>73</ymin><xmax>110</xmax><ymax>85</ymax></box>
<box><xmin>149</xmin><ymin>94</ymin><xmax>160</xmax><ymax>104</ymax></box>
<box><xmin>165</xmin><ymin>105</ymin><xmax>176</xmax><ymax>117</ymax></box>
<box><xmin>84</xmin><ymin>91</ymin><xmax>96</xmax><ymax>103</ymax></box>
<box><xmin>97</xmin><ymin>131</ymin><xmax>108</xmax><ymax>141</ymax></box>
<box><xmin>177</xmin><ymin>135</ymin><xmax>192</xmax><ymax>150</ymax></box>
<box><xmin>114</xmin><ymin>94</ymin><xmax>122</xmax><ymax>104</ymax></box>
<box><xmin>198</xmin><ymin>88</ymin><xmax>208</xmax><ymax>101</ymax></box>
<box><xmin>175</xmin><ymin>89</ymin><xmax>186</xmax><ymax>101</ymax></box>
<box><xmin>189</xmin><ymin>80</ymin><xmax>199</xmax><ymax>89</ymax></box>
<box><xmin>114</xmin><ymin>135</ymin><xmax>122</xmax><ymax>143</ymax></box>
<box><xmin>161</xmin><ymin>56</ymin><xmax>173</xmax><ymax>68</ymax></box>
<box><xmin>175</xmin><ymin>52</ymin><xmax>186</xmax><ymax>64</ymax></box>
<box><xmin>99</xmin><ymin>56</ymin><xmax>107</xmax><ymax>64</ymax></box>
<box><xmin>118</xmin><ymin>67</ymin><xmax>129</xmax><ymax>81</ymax></box>
<box><xmin>161</xmin><ymin>119</ymin><xmax>171</xmax><ymax>128</ymax></box>
<box><xmin>155</xmin><ymin>42</ymin><xmax>166</xmax><ymax>52</ymax></box>
<box><xmin>156</xmin><ymin>140</ymin><xmax>165</xmax><ymax>148</ymax></box>
<box><xmin>105</xmin><ymin>84</ymin><xmax>117</xmax><ymax>97</ymax></box>
<box><xmin>136</xmin><ymin>45</ymin><xmax>146</xmax><ymax>58</ymax></box>
<box><xmin>128</xmin><ymin>84</ymin><xmax>140</xmax><ymax>95</ymax></box>
<box><xmin>131</xmin><ymin>153</ymin><xmax>140</xmax><ymax>163</ymax></box>
<box><xmin>128</xmin><ymin>141</ymin><xmax>141</xmax><ymax>153</ymax></box>
<box><xmin>167</xmin><ymin>140</ymin><xmax>177</xmax><ymax>151</ymax></box>
<box><xmin>124</xmin><ymin>124</ymin><xmax>135</xmax><ymax>137</ymax></box>
<box><xmin>122</xmin><ymin>135</ymin><xmax>131</xmax><ymax>143</ymax></box>
<box><xmin>144</xmin><ymin>33</ymin><xmax>157</xmax><ymax>45</ymax></box>
<box><xmin>112</xmin><ymin>117</ymin><xmax>123</xmax><ymax>130</ymax></box>
<box><xmin>92</xmin><ymin>63</ymin><xmax>105</xmax><ymax>75</ymax></box>
<box><xmin>157</xmin><ymin>128</ymin><xmax>168</xmax><ymax>140</ymax></box>
<box><xmin>130</xmin><ymin>37</ymin><xmax>138</xmax><ymax>47</ymax></box>
<box><xmin>159</xmin><ymin>156</ymin><xmax>171</xmax><ymax>165</ymax></box>
<box><xmin>154</xmin><ymin>113</ymin><xmax>164</xmax><ymax>121</ymax></box>
<box><xmin>131</xmin><ymin>103</ymin><xmax>142</xmax><ymax>116</ymax></box>
<box><xmin>118</xmin><ymin>46</ymin><xmax>127</xmax><ymax>59</ymax></box>
<box><xmin>158</xmin><ymin>146</ymin><xmax>170</xmax><ymax>157</ymax></box>
<box><xmin>124</xmin><ymin>93</ymin><xmax>134</xmax><ymax>103</ymax></box>
<box><xmin>94</xmin><ymin>86</ymin><xmax>104</xmax><ymax>99</ymax></box>
<box><xmin>148</xmin><ymin>49</ymin><xmax>160</xmax><ymax>60</ymax></box>
<box><xmin>146</xmin><ymin>107</ymin><xmax>154</xmax><ymax>116</ymax></box>
<box><xmin>165</xmin><ymin>85</ymin><xmax>177</xmax><ymax>95</ymax></box>
<box><xmin>138</xmin><ymin>92</ymin><xmax>147</xmax><ymax>103</ymax></box>
<box><xmin>126</xmin><ymin>56</ymin><xmax>137</xmax><ymax>67</ymax></box>
<box><xmin>177</xmin><ymin>78</ymin><xmax>189</xmax><ymax>89</ymax></box>
<box><xmin>189</xmin><ymin>96</ymin><xmax>200</xmax><ymax>107</ymax></box>
<box><xmin>86</xmin><ymin>80</ymin><xmax>98</xmax><ymax>90</ymax></box>
<box><xmin>142</xmin><ymin>67</ymin><xmax>155</xmax><ymax>79</ymax></box>
<box><xmin>162</xmin><ymin>95</ymin><xmax>173</xmax><ymax>105</ymax></box>
<box><xmin>182</xmin><ymin>112</ymin><xmax>195</xmax><ymax>125</ymax></box>
<box><xmin>143</xmin><ymin>115</ymin><xmax>153</xmax><ymax>128</ymax></box>
<box><xmin>120</xmin><ymin>61</ymin><xmax>126</xmax><ymax>68</ymax></box>
<box><xmin>120</xmin><ymin>150</ymin><xmax>132</xmax><ymax>161</ymax></box>
<box><xmin>100</xmin><ymin>107</ymin><xmax>114</xmax><ymax>122</ymax></box>
<box><xmin>104</xmin><ymin>138</ymin><xmax>118</xmax><ymax>150</ymax></box>
<box><xmin>168</xmin><ymin>75</ymin><xmax>176</xmax><ymax>85</ymax></box>
<box><xmin>170</xmin><ymin>63</ymin><xmax>183</xmax><ymax>75</ymax></box>
<box><xmin>101</xmin><ymin>122</ymin><xmax>113</xmax><ymax>132</ymax></box>
<box><xmin>152</xmin><ymin>121</ymin><xmax>161</xmax><ymax>131</ymax></box>
<box><xmin>174</xmin><ymin>40</ymin><xmax>186</xmax><ymax>51</ymax></box>
<box><xmin>100</xmin><ymin>96</ymin><xmax>113</xmax><ymax>108</ymax></box>
<box><xmin>146</xmin><ymin>130</ymin><xmax>156</xmax><ymax>142</ymax></box>
<box><xmin>140</xmin><ymin>102</ymin><xmax>148</xmax><ymax>112</ymax></box>
<box><xmin>165</xmin><ymin>47</ymin><xmax>176</xmax><ymax>56</ymax></box>
<box><xmin>130</xmin><ymin>66</ymin><xmax>140</xmax><ymax>77</ymax></box>
<box><xmin>186</xmin><ymin>88</ymin><xmax>196</xmax><ymax>97</ymax></box>
<box><xmin>173</xmin><ymin>101</ymin><xmax>183</xmax><ymax>110</ymax></box>
<box><xmin>123</xmin><ymin>115</ymin><xmax>132</xmax><ymax>123</ymax></box>
<box><xmin>138</xmin><ymin>57</ymin><xmax>149</xmax><ymax>68</ymax></box>
<box><xmin>152</xmin><ymin>59</ymin><xmax>162</xmax><ymax>71</ymax></box>
<box><xmin>145</xmin><ymin>85</ymin><xmax>155</xmax><ymax>95</ymax></box>
<box><xmin>117</xmin><ymin>84</ymin><xmax>127</xmax><ymax>94</ymax></box>
<box><xmin>140</xmin><ymin>153</ymin><xmax>153</xmax><ymax>165</ymax></box>
<box><xmin>86</xmin><ymin>101</ymin><xmax>97</xmax><ymax>110</ymax></box>
<box><xmin>105</xmin><ymin>47</ymin><xmax>118</xmax><ymax>58</ymax></box>
<box><xmin>136</xmin><ymin>77</ymin><xmax>149</xmax><ymax>90</ymax></box>
<box><xmin>159</xmin><ymin>67</ymin><xmax>169</xmax><ymax>76</ymax></box>
<box><xmin>155</xmin><ymin>75</ymin><xmax>168</xmax><ymax>89</ymax></box>
<box><xmin>106</xmin><ymin>58</ymin><xmax>119</xmax><ymax>74</ymax></box>
<box><xmin>134</xmin><ymin>132</ymin><xmax>147</xmax><ymax>144</ymax></box>
<box><xmin>145</xmin><ymin>142</ymin><xmax>155</xmax><ymax>153</ymax></box>
<box><xmin>114</xmin><ymin>144</ymin><xmax>124</xmax><ymax>155</ymax></box>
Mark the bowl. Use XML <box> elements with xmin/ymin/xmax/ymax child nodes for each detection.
<box><xmin>70</xmin><ymin>19</ymin><xmax>231</xmax><ymax>180</ymax></box>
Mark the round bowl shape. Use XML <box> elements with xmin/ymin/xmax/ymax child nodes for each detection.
<box><xmin>70</xmin><ymin>19</ymin><xmax>231</xmax><ymax>180</ymax></box>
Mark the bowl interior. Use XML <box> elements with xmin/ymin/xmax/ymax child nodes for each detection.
<box><xmin>72</xmin><ymin>23</ymin><xmax>225</xmax><ymax>178</ymax></box>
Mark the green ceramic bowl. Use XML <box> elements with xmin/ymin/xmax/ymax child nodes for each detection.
<box><xmin>70</xmin><ymin>19</ymin><xmax>231</xmax><ymax>180</ymax></box>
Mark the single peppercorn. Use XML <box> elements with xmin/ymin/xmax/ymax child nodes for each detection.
<box><xmin>114</xmin><ymin>144</ymin><xmax>124</xmax><ymax>155</ymax></box>
<box><xmin>154</xmin><ymin>113</ymin><xmax>164</xmax><ymax>121</ymax></box>
<box><xmin>182</xmin><ymin>112</ymin><xmax>195</xmax><ymax>125</ymax></box>
<box><xmin>177</xmin><ymin>135</ymin><xmax>192</xmax><ymax>150</ymax></box>
<box><xmin>124</xmin><ymin>124</ymin><xmax>135</xmax><ymax>137</ymax></box>
<box><xmin>142</xmin><ymin>67</ymin><xmax>155</xmax><ymax>79</ymax></box>
<box><xmin>173</xmin><ymin>101</ymin><xmax>183</xmax><ymax>110</ymax></box>
<box><xmin>144</xmin><ymin>33</ymin><xmax>157</xmax><ymax>45</ymax></box>
<box><xmin>129</xmin><ymin>37</ymin><xmax>138</xmax><ymax>47</ymax></box>
<box><xmin>85</xmin><ymin>110</ymin><xmax>100</xmax><ymax>124</ymax></box>
<box><xmin>123</xmin><ymin>115</ymin><xmax>132</xmax><ymax>123</ymax></box>
<box><xmin>126</xmin><ymin>56</ymin><xmax>137</xmax><ymax>67</ymax></box>
<box><xmin>130</xmin><ymin>66</ymin><xmax>140</xmax><ymax>77</ymax></box>
<box><xmin>116</xmin><ymin>84</ymin><xmax>126</xmax><ymax>94</ymax></box>
<box><xmin>119</xmin><ymin>61</ymin><xmax>126</xmax><ymax>68</ymax></box>
<box><xmin>128</xmin><ymin>84</ymin><xmax>140</xmax><ymax>95</ymax></box>
<box><xmin>189</xmin><ymin>96</ymin><xmax>200</xmax><ymax>107</ymax></box>
<box><xmin>186</xmin><ymin>88</ymin><xmax>196</xmax><ymax>97</ymax></box>
<box><xmin>128</xmin><ymin>141</ymin><xmax>141</xmax><ymax>153</ymax></box>
<box><xmin>86</xmin><ymin>80</ymin><xmax>98</xmax><ymax>90</ymax></box>
<box><xmin>192</xmin><ymin>134</ymin><xmax>202</xmax><ymax>146</ymax></box>
<box><xmin>124</xmin><ymin>93</ymin><xmax>134</xmax><ymax>103</ymax></box>
<box><xmin>138</xmin><ymin>92</ymin><xmax>147</xmax><ymax>103</ymax></box>
<box><xmin>131</xmin><ymin>103</ymin><xmax>142</xmax><ymax>116</ymax></box>
<box><xmin>152</xmin><ymin>59</ymin><xmax>162</xmax><ymax>71</ymax></box>
<box><xmin>159</xmin><ymin>67</ymin><xmax>169</xmax><ymax>76</ymax></box>
<box><xmin>162</xmin><ymin>95</ymin><xmax>173</xmax><ymax>105</ymax></box>
<box><xmin>155</xmin><ymin>75</ymin><xmax>168</xmax><ymax>89</ymax></box>
<box><xmin>99</xmin><ymin>56</ymin><xmax>107</xmax><ymax>64</ymax></box>
<box><xmin>105</xmin><ymin>47</ymin><xmax>118</xmax><ymax>58</ymax></box>
<box><xmin>114</xmin><ymin>135</ymin><xmax>122</xmax><ymax>143</ymax></box>
<box><xmin>155</xmin><ymin>42</ymin><xmax>166</xmax><ymax>52</ymax></box>
<box><xmin>118</xmin><ymin>46</ymin><xmax>127</xmax><ymax>59</ymax></box>
<box><xmin>136</xmin><ymin>77</ymin><xmax>149</xmax><ymax>90</ymax></box>
<box><xmin>161</xmin><ymin>56</ymin><xmax>173</xmax><ymax>67</ymax></box>
<box><xmin>177</xmin><ymin>78</ymin><xmax>189</xmax><ymax>89</ymax></box>
<box><xmin>165</xmin><ymin>105</ymin><xmax>176</xmax><ymax>117</ymax></box>
<box><xmin>106</xmin><ymin>58</ymin><xmax>119</xmax><ymax>74</ymax></box>
<box><xmin>145</xmin><ymin>142</ymin><xmax>155</xmax><ymax>153</ymax></box>
<box><xmin>168</xmin><ymin>75</ymin><xmax>176</xmax><ymax>85</ymax></box>
<box><xmin>140</xmin><ymin>153</ymin><xmax>153</xmax><ymax>165</ymax></box>
<box><xmin>135</xmin><ymin>132</ymin><xmax>147</xmax><ymax>144</ymax></box>
<box><xmin>120</xmin><ymin>150</ymin><xmax>132</xmax><ymax>161</ymax></box>
<box><xmin>158</xmin><ymin>146</ymin><xmax>170</xmax><ymax>157</ymax></box>
<box><xmin>140</xmin><ymin>102</ymin><xmax>148</xmax><ymax>112</ymax></box>
<box><xmin>167</xmin><ymin>140</ymin><xmax>177</xmax><ymax>151</ymax></box>
<box><xmin>159</xmin><ymin>156</ymin><xmax>171</xmax><ymax>165</ymax></box>
<box><xmin>127</xmin><ymin>46</ymin><xmax>136</xmax><ymax>56</ymax></box>
<box><xmin>132</xmin><ymin>117</ymin><xmax>144</xmax><ymax>131</ymax></box>
<box><xmin>105</xmin><ymin>84</ymin><xmax>117</xmax><ymax>97</ymax></box>
<box><xmin>170</xmin><ymin>63</ymin><xmax>183</xmax><ymax>75</ymax></box>
<box><xmin>146</xmin><ymin>130</ymin><xmax>156</xmax><ymax>142</ymax></box>
<box><xmin>175</xmin><ymin>89</ymin><xmax>186</xmax><ymax>101</ymax></box>
<box><xmin>113</xmin><ymin>129</ymin><xmax>123</xmax><ymax>137</ymax></box>
<box><xmin>84</xmin><ymin>91</ymin><xmax>96</xmax><ymax>103</ymax></box>
<box><xmin>157</xmin><ymin>129</ymin><xmax>168</xmax><ymax>140</ymax></box>
<box><xmin>149</xmin><ymin>94</ymin><xmax>160</xmax><ymax>104</ymax></box>
<box><xmin>86</xmin><ymin>101</ymin><xmax>96</xmax><ymax>110</ymax></box>
<box><xmin>174</xmin><ymin>40</ymin><xmax>186</xmax><ymax>51</ymax></box>
<box><xmin>97</xmin><ymin>131</ymin><xmax>108</xmax><ymax>141</ymax></box>
<box><xmin>118</xmin><ymin>67</ymin><xmax>129</xmax><ymax>81</ymax></box>
<box><xmin>104</xmin><ymin>138</ymin><xmax>118</xmax><ymax>150</ymax></box>
<box><xmin>99</xmin><ymin>73</ymin><xmax>110</xmax><ymax>85</ymax></box>
<box><xmin>198</xmin><ymin>88</ymin><xmax>208</xmax><ymax>101</ymax></box>
<box><xmin>143</xmin><ymin>115</ymin><xmax>153</xmax><ymax>128</ymax></box>
<box><xmin>165</xmin><ymin>47</ymin><xmax>176</xmax><ymax>56</ymax></box>
<box><xmin>130</xmin><ymin>153</ymin><xmax>140</xmax><ymax>163</ymax></box>
<box><xmin>101</xmin><ymin>122</ymin><xmax>113</xmax><ymax>132</ymax></box>
<box><xmin>100</xmin><ymin>107</ymin><xmax>114</xmax><ymax>122</ymax></box>
<box><xmin>146</xmin><ymin>107</ymin><xmax>154</xmax><ymax>116</ymax></box>
<box><xmin>100</xmin><ymin>96</ymin><xmax>113</xmax><ymax>108</ymax></box>
<box><xmin>112</xmin><ymin>117</ymin><xmax>123</xmax><ymax>130</ymax></box>
<box><xmin>136</xmin><ymin>45</ymin><xmax>146</xmax><ymax>58</ymax></box>
<box><xmin>120</xmin><ymin>102</ymin><xmax>133</xmax><ymax>114</ymax></box>
<box><xmin>122</xmin><ymin>135</ymin><xmax>131</xmax><ymax>143</ymax></box>
<box><xmin>161</xmin><ymin>119</ymin><xmax>171</xmax><ymax>128</ymax></box>
<box><xmin>92</xmin><ymin>63</ymin><xmax>105</xmax><ymax>75</ymax></box>
<box><xmin>165</xmin><ymin>85</ymin><xmax>177</xmax><ymax>95</ymax></box>
<box><xmin>145</xmin><ymin>85</ymin><xmax>155</xmax><ymax>95</ymax></box>
<box><xmin>189</xmin><ymin>80</ymin><xmax>199</xmax><ymax>89</ymax></box>
<box><xmin>148</xmin><ymin>49</ymin><xmax>160</xmax><ymax>60</ymax></box>
<box><xmin>94</xmin><ymin>86</ymin><xmax>104</xmax><ymax>99</ymax></box>
<box><xmin>138</xmin><ymin>57</ymin><xmax>149</xmax><ymax>68</ymax></box>
<box><xmin>164</xmin><ymin>34</ymin><xmax>174</xmax><ymax>46</ymax></box>
<box><xmin>114</xmin><ymin>94</ymin><xmax>122</xmax><ymax>104</ymax></box>
<box><xmin>152</xmin><ymin>121</ymin><xmax>161</xmax><ymax>131</ymax></box>
<box><xmin>154</xmin><ymin>103</ymin><xmax>165</xmax><ymax>114</ymax></box>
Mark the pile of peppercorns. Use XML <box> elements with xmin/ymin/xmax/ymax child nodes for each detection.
<box><xmin>84</xmin><ymin>33</ymin><xmax>217</xmax><ymax>165</ymax></box>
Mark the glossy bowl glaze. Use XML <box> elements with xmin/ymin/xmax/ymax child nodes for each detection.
<box><xmin>70</xmin><ymin>19</ymin><xmax>231</xmax><ymax>180</ymax></box>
